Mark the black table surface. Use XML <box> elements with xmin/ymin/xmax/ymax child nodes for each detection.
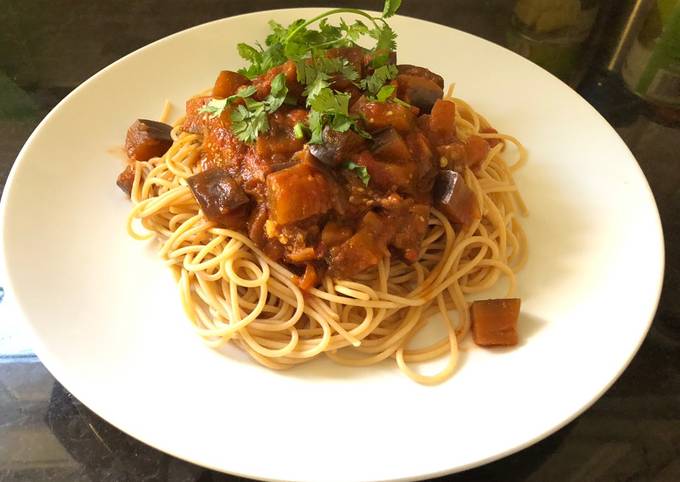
<box><xmin>1</xmin><ymin>1</ymin><xmax>678</xmax><ymax>481</ymax></box>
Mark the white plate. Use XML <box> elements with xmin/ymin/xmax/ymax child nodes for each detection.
<box><xmin>0</xmin><ymin>9</ymin><xmax>664</xmax><ymax>482</ymax></box>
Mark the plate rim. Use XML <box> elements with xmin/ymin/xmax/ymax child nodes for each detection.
<box><xmin>0</xmin><ymin>8</ymin><xmax>666</xmax><ymax>482</ymax></box>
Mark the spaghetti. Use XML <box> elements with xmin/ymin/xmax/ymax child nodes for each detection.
<box><xmin>124</xmin><ymin>92</ymin><xmax>527</xmax><ymax>385</ymax></box>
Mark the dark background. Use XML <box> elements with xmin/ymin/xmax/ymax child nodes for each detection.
<box><xmin>0</xmin><ymin>1</ymin><xmax>679</xmax><ymax>481</ymax></box>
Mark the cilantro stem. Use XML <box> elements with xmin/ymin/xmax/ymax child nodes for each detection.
<box><xmin>312</xmin><ymin>34</ymin><xmax>355</xmax><ymax>50</ymax></box>
<box><xmin>285</xmin><ymin>8</ymin><xmax>382</xmax><ymax>44</ymax></box>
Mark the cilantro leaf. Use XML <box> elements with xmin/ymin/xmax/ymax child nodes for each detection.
<box><xmin>200</xmin><ymin>98</ymin><xmax>229</xmax><ymax>118</ymax></box>
<box><xmin>307</xmin><ymin>88</ymin><xmax>365</xmax><ymax>143</ymax></box>
<box><xmin>318</xmin><ymin>18</ymin><xmax>343</xmax><ymax>43</ymax></box>
<box><xmin>229</xmin><ymin>73</ymin><xmax>289</xmax><ymax>142</ymax></box>
<box><xmin>268</xmin><ymin>19</ymin><xmax>307</xmax><ymax>60</ymax></box>
<box><xmin>370</xmin><ymin>23</ymin><xmax>398</xmax><ymax>52</ymax></box>
<box><xmin>334</xmin><ymin>58</ymin><xmax>360</xmax><ymax>81</ymax></box>
<box><xmin>265</xmin><ymin>20</ymin><xmax>285</xmax><ymax>43</ymax></box>
<box><xmin>236</xmin><ymin>40</ymin><xmax>286</xmax><ymax>78</ymax></box>
<box><xmin>297</xmin><ymin>60</ymin><xmax>332</xmax><ymax>101</ymax></box>
<box><xmin>308</xmin><ymin>110</ymin><xmax>325</xmax><ymax>144</ymax></box>
<box><xmin>345</xmin><ymin>161</ymin><xmax>370</xmax><ymax>186</ymax></box>
<box><xmin>375</xmin><ymin>84</ymin><xmax>395</xmax><ymax>102</ymax></box>
<box><xmin>304</xmin><ymin>75</ymin><xmax>331</xmax><ymax>103</ymax></box>
<box><xmin>309</xmin><ymin>88</ymin><xmax>350</xmax><ymax>116</ymax></box>
<box><xmin>296</xmin><ymin>60</ymin><xmax>318</xmax><ymax>85</ymax></box>
<box><xmin>270</xmin><ymin>72</ymin><xmax>287</xmax><ymax>97</ymax></box>
<box><xmin>382</xmin><ymin>0</ymin><xmax>402</xmax><ymax>18</ymax></box>
<box><xmin>343</xmin><ymin>19</ymin><xmax>369</xmax><ymax>42</ymax></box>
<box><xmin>230</xmin><ymin>3</ymin><xmax>404</xmax><ymax>143</ymax></box>
<box><xmin>392</xmin><ymin>97</ymin><xmax>411</xmax><ymax>108</ymax></box>
<box><xmin>359</xmin><ymin>64</ymin><xmax>398</xmax><ymax>97</ymax></box>
<box><xmin>199</xmin><ymin>85</ymin><xmax>258</xmax><ymax>118</ymax></box>
<box><xmin>370</xmin><ymin>51</ymin><xmax>391</xmax><ymax>69</ymax></box>
<box><xmin>237</xmin><ymin>43</ymin><xmax>261</xmax><ymax>64</ymax></box>
<box><xmin>265</xmin><ymin>73</ymin><xmax>289</xmax><ymax>112</ymax></box>
<box><xmin>330</xmin><ymin>115</ymin><xmax>353</xmax><ymax>132</ymax></box>
<box><xmin>297</xmin><ymin>57</ymin><xmax>358</xmax><ymax>105</ymax></box>
<box><xmin>236</xmin><ymin>4</ymin><xmax>400</xmax><ymax>80</ymax></box>
<box><xmin>235</xmin><ymin>19</ymin><xmax>297</xmax><ymax>78</ymax></box>
<box><xmin>231</xmin><ymin>104</ymin><xmax>268</xmax><ymax>143</ymax></box>
<box><xmin>203</xmin><ymin>73</ymin><xmax>288</xmax><ymax>143</ymax></box>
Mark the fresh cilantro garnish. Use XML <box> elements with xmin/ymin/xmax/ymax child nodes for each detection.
<box><xmin>235</xmin><ymin>18</ymin><xmax>300</xmax><ymax>78</ymax></box>
<box><xmin>297</xmin><ymin>56</ymin><xmax>359</xmax><ymax>104</ymax></box>
<box><xmin>383</xmin><ymin>0</ymin><xmax>402</xmax><ymax>18</ymax></box>
<box><xmin>370</xmin><ymin>51</ymin><xmax>392</xmax><ymax>69</ymax></box>
<box><xmin>199</xmin><ymin>85</ymin><xmax>258</xmax><ymax>118</ymax></box>
<box><xmin>293</xmin><ymin>122</ymin><xmax>306</xmax><ymax>140</ymax></box>
<box><xmin>359</xmin><ymin>65</ymin><xmax>406</xmax><ymax>105</ymax></box>
<box><xmin>370</xmin><ymin>23</ymin><xmax>398</xmax><ymax>52</ymax></box>
<box><xmin>345</xmin><ymin>161</ymin><xmax>370</xmax><ymax>186</ymax></box>
<box><xmin>308</xmin><ymin>110</ymin><xmax>325</xmax><ymax>144</ymax></box>
<box><xmin>267</xmin><ymin>71</ymin><xmax>288</xmax><ymax>112</ymax></box>
<box><xmin>228</xmin><ymin>73</ymin><xmax>289</xmax><ymax>142</ymax></box>
<box><xmin>297</xmin><ymin>57</ymin><xmax>369</xmax><ymax>143</ymax></box>
<box><xmin>392</xmin><ymin>97</ymin><xmax>412</xmax><ymax>108</ymax></box>
<box><xmin>236</xmin><ymin>42</ymin><xmax>286</xmax><ymax>79</ymax></box>
<box><xmin>227</xmin><ymin>2</ymin><xmax>406</xmax><ymax>144</ymax></box>
<box><xmin>360</xmin><ymin>64</ymin><xmax>399</xmax><ymax>97</ymax></box>
<box><xmin>309</xmin><ymin>88</ymin><xmax>352</xmax><ymax>131</ymax></box>
<box><xmin>307</xmin><ymin>87</ymin><xmax>370</xmax><ymax>143</ymax></box>
<box><xmin>200</xmin><ymin>99</ymin><xmax>229</xmax><ymax>118</ymax></box>
<box><xmin>338</xmin><ymin>18</ymin><xmax>369</xmax><ymax>43</ymax></box>
<box><xmin>231</xmin><ymin>101</ymin><xmax>269</xmax><ymax>143</ymax></box>
<box><xmin>375</xmin><ymin>84</ymin><xmax>395</xmax><ymax>102</ymax></box>
<box><xmin>236</xmin><ymin>1</ymin><xmax>402</xmax><ymax>78</ymax></box>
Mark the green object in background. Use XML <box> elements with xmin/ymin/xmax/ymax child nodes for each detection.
<box><xmin>507</xmin><ymin>0</ymin><xmax>600</xmax><ymax>84</ymax></box>
<box><xmin>622</xmin><ymin>0</ymin><xmax>680</xmax><ymax>105</ymax></box>
<box><xmin>0</xmin><ymin>71</ymin><xmax>39</xmax><ymax>121</ymax></box>
<box><xmin>507</xmin><ymin>26</ymin><xmax>582</xmax><ymax>80</ymax></box>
